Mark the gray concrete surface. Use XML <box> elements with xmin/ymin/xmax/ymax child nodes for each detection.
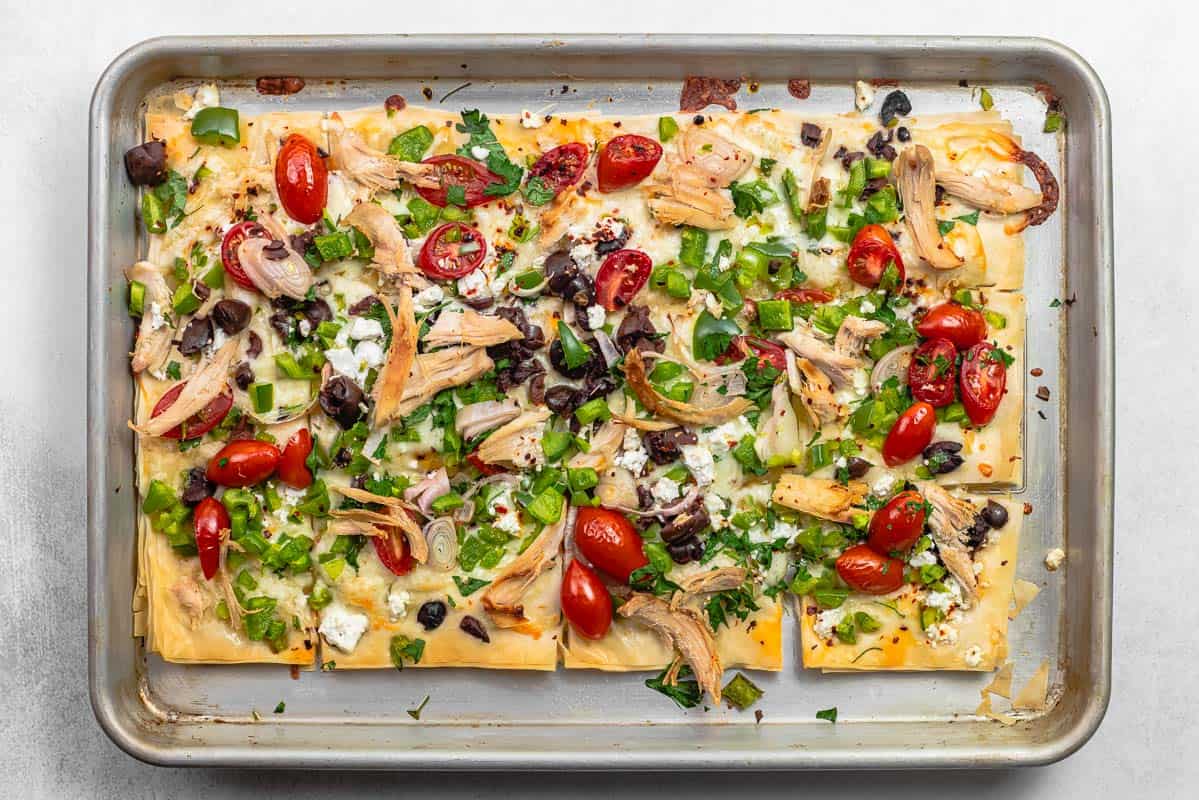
<box><xmin>1</xmin><ymin>0</ymin><xmax>1193</xmax><ymax>796</ymax></box>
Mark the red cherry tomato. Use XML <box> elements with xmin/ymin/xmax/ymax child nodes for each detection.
<box><xmin>374</xmin><ymin>528</ymin><xmax>416</xmax><ymax>576</ymax></box>
<box><xmin>915</xmin><ymin>303</ymin><xmax>987</xmax><ymax>351</ymax></box>
<box><xmin>867</xmin><ymin>490</ymin><xmax>927</xmax><ymax>555</ymax></box>
<box><xmin>418</xmin><ymin>222</ymin><xmax>488</xmax><ymax>280</ymax></box>
<box><xmin>835</xmin><ymin>544</ymin><xmax>906</xmax><ymax>594</ymax></box>
<box><xmin>775</xmin><ymin>287</ymin><xmax>834</xmax><ymax>305</ymax></box>
<box><xmin>206</xmin><ymin>439</ymin><xmax>281</xmax><ymax>488</ymax></box>
<box><xmin>959</xmin><ymin>342</ymin><xmax>1008</xmax><ymax>426</ymax></box>
<box><xmin>529</xmin><ymin>142</ymin><xmax>589</xmax><ymax>194</ymax></box>
<box><xmin>882</xmin><ymin>401</ymin><xmax>936</xmax><ymax>467</ymax></box>
<box><xmin>561</xmin><ymin>559</ymin><xmax>613</xmax><ymax>639</ymax></box>
<box><xmin>595</xmin><ymin>249</ymin><xmax>653</xmax><ymax>311</ymax></box>
<box><xmin>150</xmin><ymin>383</ymin><xmax>234</xmax><ymax>440</ymax></box>
<box><xmin>274</xmin><ymin>134</ymin><xmax>328</xmax><ymax>224</ymax></box>
<box><xmin>907</xmin><ymin>338</ymin><xmax>958</xmax><ymax>408</ymax></box>
<box><xmin>193</xmin><ymin>497</ymin><xmax>229</xmax><ymax>580</ymax></box>
<box><xmin>466</xmin><ymin>451</ymin><xmax>505</xmax><ymax>476</ymax></box>
<box><xmin>846</xmin><ymin>224</ymin><xmax>905</xmax><ymax>288</ymax></box>
<box><xmin>414</xmin><ymin>154</ymin><xmax>502</xmax><ymax>208</ymax></box>
<box><xmin>715</xmin><ymin>335</ymin><xmax>788</xmax><ymax>371</ymax></box>
<box><xmin>276</xmin><ymin>429</ymin><xmax>313</xmax><ymax>489</ymax></box>
<box><xmin>220</xmin><ymin>221</ymin><xmax>269</xmax><ymax>291</ymax></box>
<box><xmin>574</xmin><ymin>506</ymin><xmax>649</xmax><ymax>583</ymax></box>
<box><xmin>597</xmin><ymin>134</ymin><xmax>663</xmax><ymax>192</ymax></box>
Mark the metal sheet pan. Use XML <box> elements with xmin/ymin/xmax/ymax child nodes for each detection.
<box><xmin>87</xmin><ymin>34</ymin><xmax>1113</xmax><ymax>769</ymax></box>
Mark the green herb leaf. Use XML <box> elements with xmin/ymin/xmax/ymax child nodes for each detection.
<box><xmin>452</xmin><ymin>575</ymin><xmax>491</xmax><ymax>597</ymax></box>
<box><xmin>389</xmin><ymin>635</ymin><xmax>426</xmax><ymax>670</ymax></box>
<box><xmin>522</xmin><ymin>176</ymin><xmax>556</xmax><ymax>206</ymax></box>
<box><xmin>273</xmin><ymin>701</ymin><xmax>286</xmax><ymax>714</ymax></box>
<box><xmin>556</xmin><ymin>321</ymin><xmax>593</xmax><ymax>369</ymax></box>
<box><xmin>406</xmin><ymin>695</ymin><xmax>431</xmax><ymax>720</ymax></box>
<box><xmin>456</xmin><ymin>109</ymin><xmax>524</xmax><ymax>197</ymax></box>
<box><xmin>645</xmin><ymin>664</ymin><xmax>702</xmax><ymax>709</ymax></box>
<box><xmin>816</xmin><ymin>706</ymin><xmax>838</xmax><ymax>723</ymax></box>
<box><xmin>729</xmin><ymin>179</ymin><xmax>780</xmax><ymax>218</ymax></box>
<box><xmin>692</xmin><ymin>310</ymin><xmax>741</xmax><ymax>362</ymax></box>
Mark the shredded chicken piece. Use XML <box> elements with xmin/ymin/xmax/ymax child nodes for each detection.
<box><xmin>895</xmin><ymin>145</ymin><xmax>964</xmax><ymax>270</ymax></box>
<box><xmin>834</xmin><ymin>315</ymin><xmax>889</xmax><ymax>358</ymax></box>
<box><xmin>424</xmin><ymin>309</ymin><xmax>523</xmax><ymax>348</ymax></box>
<box><xmin>611</xmin><ymin>410</ymin><xmax>679</xmax><ymax>432</ymax></box>
<box><xmin>476</xmin><ymin>408</ymin><xmax>552</xmax><ymax>467</ymax></box>
<box><xmin>331</xmin><ymin>485</ymin><xmax>427</xmax><ymax>563</ymax></box>
<box><xmin>394</xmin><ymin>345</ymin><xmax>493</xmax><ymax>418</ymax></box>
<box><xmin>674</xmin><ymin>567</ymin><xmax>748</xmax><ymax>599</ymax></box>
<box><xmin>482</xmin><ymin>513</ymin><xmax>567</xmax><ymax>628</ymax></box>
<box><xmin>757</xmin><ymin>379</ymin><xmax>804</xmax><ymax>460</ymax></box>
<box><xmin>791</xmin><ymin>356</ymin><xmax>841</xmax><ymax>427</ymax></box>
<box><xmin>125</xmin><ymin>262</ymin><xmax>173</xmax><ymax>374</ymax></box>
<box><xmin>799</xmin><ymin>126</ymin><xmax>832</xmax><ymax>211</ymax></box>
<box><xmin>170</xmin><ymin>576</ymin><xmax>209</xmax><ymax>627</ymax></box>
<box><xmin>568</xmin><ymin>419</ymin><xmax>625</xmax><ymax>471</ymax></box>
<box><xmin>327</xmin><ymin>115</ymin><xmax>438</xmax><ymax>193</ymax></box>
<box><xmin>455</xmin><ymin>399</ymin><xmax>522</xmax><ymax>441</ymax></box>
<box><xmin>645</xmin><ymin>127</ymin><xmax>751</xmax><ymax>230</ymax></box>
<box><xmin>131</xmin><ymin>338</ymin><xmax>239</xmax><ymax>437</ymax></box>
<box><xmin>370</xmin><ymin>287</ymin><xmax>419</xmax><ymax>427</ymax></box>
<box><xmin>936</xmin><ymin>167</ymin><xmax>1042</xmax><ymax>214</ymax></box>
<box><xmin>619</xmin><ymin>593</ymin><xmax>723</xmax><ymax>704</ymax></box>
<box><xmin>777</xmin><ymin>324</ymin><xmax>862</xmax><ymax>389</ymax></box>
<box><xmin>623</xmin><ymin>348</ymin><xmax>753</xmax><ymax>426</ymax></box>
<box><xmin>772</xmin><ymin>474</ymin><xmax>868</xmax><ymax>523</ymax></box>
<box><xmin>538</xmin><ymin>188</ymin><xmax>589</xmax><ymax>246</ymax></box>
<box><xmin>595</xmin><ymin>467</ymin><xmax>639</xmax><ymax>508</ymax></box>
<box><xmin>344</xmin><ymin>202</ymin><xmax>417</xmax><ymax>279</ymax></box>
<box><xmin>920</xmin><ymin>482</ymin><xmax>981</xmax><ymax>601</ymax></box>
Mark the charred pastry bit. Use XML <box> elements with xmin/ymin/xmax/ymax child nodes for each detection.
<box><xmin>1036</xmin><ymin>386</ymin><xmax>1051</xmax><ymax>401</ymax></box>
<box><xmin>384</xmin><ymin>93</ymin><xmax>406</xmax><ymax>112</ymax></box>
<box><xmin>679</xmin><ymin>76</ymin><xmax>741</xmax><ymax>113</ymax></box>
<box><xmin>255</xmin><ymin>76</ymin><xmax>305</xmax><ymax>95</ymax></box>
<box><xmin>787</xmin><ymin>79</ymin><xmax>811</xmax><ymax>99</ymax></box>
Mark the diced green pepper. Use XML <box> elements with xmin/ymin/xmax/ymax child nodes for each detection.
<box><xmin>171</xmin><ymin>282</ymin><xmax>201</xmax><ymax>316</ymax></box>
<box><xmin>845</xmin><ymin>158</ymin><xmax>867</xmax><ymax>200</ymax></box>
<box><xmin>722</xmin><ymin>673</ymin><xmax>764</xmax><ymax>710</ymax></box>
<box><xmin>309</xmin><ymin>582</ymin><xmax>333</xmax><ymax>610</ymax></box>
<box><xmin>574</xmin><ymin>397</ymin><xmax>611</xmax><ymax>426</ymax></box>
<box><xmin>274</xmin><ymin>352</ymin><xmax>312</xmax><ymax>380</ymax></box>
<box><xmin>984</xmin><ymin>310</ymin><xmax>1007</xmax><ymax>330</ymax></box>
<box><xmin>142</xmin><ymin>479</ymin><xmax>176</xmax><ymax>514</ymax></box>
<box><xmin>756</xmin><ymin>298</ymin><xmax>793</xmax><ymax>331</ymax></box>
<box><xmin>507</xmin><ymin>214</ymin><xmax>537</xmax><ymax>243</ymax></box>
<box><xmin>662</xmin><ymin>381</ymin><xmax>694</xmax><ymax>402</ymax></box>
<box><xmin>664</xmin><ymin>270</ymin><xmax>691</xmax><ymax>299</ymax></box>
<box><xmin>201</xmin><ymin>263</ymin><xmax>225</xmax><ymax>289</ymax></box>
<box><xmin>567</xmin><ymin>467</ymin><xmax>599</xmax><ymax>493</ymax></box>
<box><xmin>513</xmin><ymin>270</ymin><xmax>543</xmax><ymax>290</ymax></box>
<box><xmin>804</xmin><ymin>206</ymin><xmax>828</xmax><ymax>240</ymax></box>
<box><xmin>388</xmin><ymin>125</ymin><xmax>434</xmax><ymax>161</ymax></box>
<box><xmin>781</xmin><ymin>168</ymin><xmax>803</xmax><ymax>220</ymax></box>
<box><xmin>249</xmin><ymin>382</ymin><xmax>274</xmax><ymax>414</ymax></box>
<box><xmin>644</xmin><ymin>541</ymin><xmax>672</xmax><ymax>575</ymax></box>
<box><xmin>314</xmin><ymin>231</ymin><xmax>354</xmax><ymax>261</ymax></box>
<box><xmin>556</xmin><ymin>321</ymin><xmax>592</xmax><ymax>370</ymax></box>
<box><xmin>865</xmin><ymin>157</ymin><xmax>892</xmax><ymax>179</ymax></box>
<box><xmin>855</xmin><ymin>611</ymin><xmax>882</xmax><ymax>633</ymax></box>
<box><xmin>679</xmin><ymin>227</ymin><xmax>709</xmax><ymax>268</ymax></box>
<box><xmin>658</xmin><ymin>116</ymin><xmax>679</xmax><ymax>142</ymax></box>
<box><xmin>649</xmin><ymin>361</ymin><xmax>685</xmax><ymax>384</ymax></box>
<box><xmin>834</xmin><ymin>617</ymin><xmax>857</xmax><ymax>644</ymax></box>
<box><xmin>525</xmin><ymin>486</ymin><xmax>565</xmax><ymax>525</ymax></box>
<box><xmin>942</xmin><ymin>402</ymin><xmax>968</xmax><ymax>424</ymax></box>
<box><xmin>190</xmin><ymin>107</ymin><xmax>241</xmax><ymax>147</ymax></box>
<box><xmin>1043</xmin><ymin>112</ymin><xmax>1064</xmax><ymax>133</ymax></box>
<box><xmin>128</xmin><ymin>280</ymin><xmax>146</xmax><ymax>317</ymax></box>
<box><xmin>541</xmin><ymin>429</ymin><xmax>574</xmax><ymax>463</ymax></box>
<box><xmin>430</xmin><ymin>491</ymin><xmax>465</xmax><ymax>514</ymax></box>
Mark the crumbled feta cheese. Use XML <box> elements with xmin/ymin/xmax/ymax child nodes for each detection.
<box><xmin>926</xmin><ymin>621</ymin><xmax>959</xmax><ymax>647</ymax></box>
<box><xmin>699</xmin><ymin>416</ymin><xmax>755</xmax><ymax>450</ymax></box>
<box><xmin>319</xmin><ymin>604</ymin><xmax>369</xmax><ymax>653</ymax></box>
<box><xmin>854</xmin><ymin>80</ymin><xmax>875</xmax><ymax>111</ymax></box>
<box><xmin>324</xmin><ymin>173</ymin><xmax>354</xmax><ymax>225</ymax></box>
<box><xmin>680</xmin><ymin>444</ymin><xmax>716</xmax><ymax>487</ymax></box>
<box><xmin>833</xmin><ymin>456</ymin><xmax>848</xmax><ymax>469</ymax></box>
<box><xmin>470</xmin><ymin>145</ymin><xmax>490</xmax><ymax>161</ymax></box>
<box><xmin>493</xmin><ymin>496</ymin><xmax>523</xmax><ymax>534</ymax></box>
<box><xmin>354</xmin><ymin>339</ymin><xmax>385</xmax><ymax>370</ymax></box>
<box><xmin>569</xmin><ymin>242</ymin><xmax>594</xmax><ymax>268</ymax></box>
<box><xmin>651</xmin><ymin>476</ymin><xmax>680</xmax><ymax>504</ymax></box>
<box><xmin>387</xmin><ymin>586</ymin><xmax>411</xmax><ymax>621</ymax></box>
<box><xmin>280</xmin><ymin>486</ymin><xmax>306</xmax><ymax>506</ymax></box>
<box><xmin>298</xmin><ymin>319</ymin><xmax>312</xmax><ymax>338</ymax></box>
<box><xmin>147</xmin><ymin>301</ymin><xmax>166</xmax><ymax>332</ymax></box>
<box><xmin>704</xmin><ymin>494</ymin><xmax>727</xmax><ymax>528</ymax></box>
<box><xmin>585</xmin><ymin>304</ymin><xmax>607</xmax><ymax>329</ymax></box>
<box><xmin>413</xmin><ymin>284</ymin><xmax>445</xmax><ymax>313</ymax></box>
<box><xmin>347</xmin><ymin>317</ymin><xmax>384</xmax><ymax>341</ymax></box>
<box><xmin>322</xmin><ymin>347</ymin><xmax>359</xmax><ymax>380</ymax></box>
<box><xmin>1044</xmin><ymin>547</ymin><xmax>1065</xmax><ymax>571</ymax></box>
<box><xmin>908</xmin><ymin>548</ymin><xmax>938</xmax><ymax>568</ymax></box>
<box><xmin>183</xmin><ymin>84</ymin><xmax>220</xmax><ymax>119</ymax></box>
<box><xmin>519</xmin><ymin>110</ymin><xmax>545</xmax><ymax>129</ymax></box>
<box><xmin>964</xmin><ymin>645</ymin><xmax>984</xmax><ymax>668</ymax></box>
<box><xmin>457</xmin><ymin>268</ymin><xmax>488</xmax><ymax>299</ymax></box>
<box><xmin>872</xmin><ymin>472</ymin><xmax>897</xmax><ymax>496</ymax></box>
<box><xmin>859</xmin><ymin>300</ymin><xmax>877</xmax><ymax>314</ymax></box>
<box><xmin>923</xmin><ymin>576</ymin><xmax>963</xmax><ymax>612</ymax></box>
<box><xmin>614</xmin><ymin>428</ymin><xmax>649</xmax><ymax>475</ymax></box>
<box><xmin>814</xmin><ymin>607</ymin><xmax>847</xmax><ymax>640</ymax></box>
<box><xmin>770</xmin><ymin>520</ymin><xmax>800</xmax><ymax>542</ymax></box>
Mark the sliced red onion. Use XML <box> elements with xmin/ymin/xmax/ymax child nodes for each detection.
<box><xmin>607</xmin><ymin>485</ymin><xmax>701</xmax><ymax>519</ymax></box>
<box><xmin>461</xmin><ymin>472</ymin><xmax>521</xmax><ymax>501</ymax></box>
<box><xmin>594</xmin><ymin>329</ymin><xmax>619</xmax><ymax>368</ymax></box>
<box><xmin>870</xmin><ymin>344</ymin><xmax>916</xmax><ymax>395</ymax></box>
<box><xmin>403</xmin><ymin>467</ymin><xmax>451</xmax><ymax>516</ymax></box>
<box><xmin>510</xmin><ymin>275</ymin><xmax>548</xmax><ymax>298</ymax></box>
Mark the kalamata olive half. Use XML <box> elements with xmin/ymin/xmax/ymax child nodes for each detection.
<box><xmin>319</xmin><ymin>375</ymin><xmax>366</xmax><ymax>429</ymax></box>
<box><xmin>845</xmin><ymin>457</ymin><xmax>872</xmax><ymax>479</ymax></box>
<box><xmin>417</xmin><ymin>601</ymin><xmax>447</xmax><ymax>631</ymax></box>
<box><xmin>880</xmin><ymin>90</ymin><xmax>912</xmax><ymax>126</ymax></box>
<box><xmin>661</xmin><ymin>506</ymin><xmax>710</xmax><ymax>544</ymax></box>
<box><xmin>544</xmin><ymin>384</ymin><xmax>582</xmax><ymax>415</ymax></box>
<box><xmin>981</xmin><ymin>500</ymin><xmax>1009</xmax><ymax>529</ymax></box>
<box><xmin>124</xmin><ymin>140</ymin><xmax>167</xmax><ymax>186</ymax></box>
<box><xmin>181</xmin><ymin>466</ymin><xmax>215</xmax><ymax>506</ymax></box>
<box><xmin>549</xmin><ymin>337</ymin><xmax>602</xmax><ymax>380</ymax></box>
<box><xmin>459</xmin><ymin>615</ymin><xmax>491</xmax><ymax>643</ymax></box>
<box><xmin>643</xmin><ymin>428</ymin><xmax>698</xmax><ymax>465</ymax></box>
<box><xmin>178</xmin><ymin>316</ymin><xmax>213</xmax><ymax>356</ymax></box>
<box><xmin>666</xmin><ymin>535</ymin><xmax>705</xmax><ymax>565</ymax></box>
<box><xmin>211</xmin><ymin>299</ymin><xmax>252</xmax><ymax>335</ymax></box>
<box><xmin>922</xmin><ymin>441</ymin><xmax>964</xmax><ymax>475</ymax></box>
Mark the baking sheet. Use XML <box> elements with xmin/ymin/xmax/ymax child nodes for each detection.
<box><xmin>87</xmin><ymin>34</ymin><xmax>1112</xmax><ymax>768</ymax></box>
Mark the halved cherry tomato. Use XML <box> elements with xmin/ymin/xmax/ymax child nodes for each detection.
<box><xmin>274</xmin><ymin>134</ymin><xmax>328</xmax><ymax>224</ymax></box>
<box><xmin>530</xmin><ymin>142</ymin><xmax>589</xmax><ymax>194</ymax></box>
<box><xmin>595</xmin><ymin>249</ymin><xmax>652</xmax><ymax>310</ymax></box>
<box><xmin>775</xmin><ymin>287</ymin><xmax>834</xmax><ymax>305</ymax></box>
<box><xmin>374</xmin><ymin>526</ymin><xmax>416</xmax><ymax>576</ymax></box>
<box><xmin>715</xmin><ymin>335</ymin><xmax>788</xmax><ymax>371</ymax></box>
<box><xmin>597</xmin><ymin>134</ymin><xmax>662</xmax><ymax>192</ymax></box>
<box><xmin>574</xmin><ymin>506</ymin><xmax>648</xmax><ymax>583</ymax></box>
<box><xmin>467</xmin><ymin>451</ymin><xmax>505</xmax><ymax>476</ymax></box>
<box><xmin>846</xmin><ymin>224</ymin><xmax>905</xmax><ymax>288</ymax></box>
<box><xmin>960</xmin><ymin>342</ymin><xmax>1008</xmax><ymax>426</ymax></box>
<box><xmin>414</xmin><ymin>154</ymin><xmax>502</xmax><ymax>208</ymax></box>
<box><xmin>907</xmin><ymin>338</ymin><xmax>958</xmax><ymax>408</ymax></box>
<box><xmin>150</xmin><ymin>382</ymin><xmax>234</xmax><ymax>440</ymax></box>
<box><xmin>867</xmin><ymin>490</ymin><xmax>927</xmax><ymax>555</ymax></box>
<box><xmin>193</xmin><ymin>497</ymin><xmax>229</xmax><ymax>581</ymax></box>
<box><xmin>276</xmin><ymin>429</ymin><xmax>313</xmax><ymax>489</ymax></box>
<box><xmin>882</xmin><ymin>401</ymin><xmax>936</xmax><ymax>467</ymax></box>
<box><xmin>206</xmin><ymin>439</ymin><xmax>281</xmax><ymax>487</ymax></box>
<box><xmin>561</xmin><ymin>559</ymin><xmax>613</xmax><ymax>639</ymax></box>
<box><xmin>836</xmin><ymin>544</ymin><xmax>906</xmax><ymax>594</ymax></box>
<box><xmin>418</xmin><ymin>222</ymin><xmax>488</xmax><ymax>280</ymax></box>
<box><xmin>220</xmin><ymin>221</ymin><xmax>269</xmax><ymax>291</ymax></box>
<box><xmin>915</xmin><ymin>302</ymin><xmax>987</xmax><ymax>351</ymax></box>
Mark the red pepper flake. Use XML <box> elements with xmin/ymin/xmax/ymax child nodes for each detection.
<box><xmin>754</xmin><ymin>709</ymin><xmax>764</xmax><ymax>724</ymax></box>
<box><xmin>384</xmin><ymin>94</ymin><xmax>407</xmax><ymax>113</ymax></box>
<box><xmin>1030</xmin><ymin>367</ymin><xmax>1044</xmax><ymax>377</ymax></box>
<box><xmin>1023</xmin><ymin>502</ymin><xmax>1034</xmax><ymax>515</ymax></box>
<box><xmin>679</xmin><ymin>76</ymin><xmax>741</xmax><ymax>112</ymax></box>
<box><xmin>255</xmin><ymin>77</ymin><xmax>305</xmax><ymax>96</ymax></box>
<box><xmin>787</xmin><ymin>79</ymin><xmax>811</xmax><ymax>100</ymax></box>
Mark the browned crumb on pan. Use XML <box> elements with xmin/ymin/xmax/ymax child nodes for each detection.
<box><xmin>680</xmin><ymin>76</ymin><xmax>741</xmax><ymax>112</ymax></box>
